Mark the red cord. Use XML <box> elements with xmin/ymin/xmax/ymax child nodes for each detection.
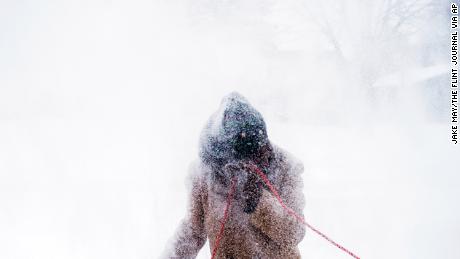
<box><xmin>247</xmin><ymin>164</ymin><xmax>360</xmax><ymax>259</ymax></box>
<box><xmin>211</xmin><ymin>166</ymin><xmax>360</xmax><ymax>259</ymax></box>
<box><xmin>210</xmin><ymin>176</ymin><xmax>237</xmax><ymax>259</ymax></box>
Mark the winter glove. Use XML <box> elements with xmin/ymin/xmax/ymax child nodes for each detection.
<box><xmin>242</xmin><ymin>171</ymin><xmax>263</xmax><ymax>213</ymax></box>
<box><xmin>223</xmin><ymin>161</ymin><xmax>267</xmax><ymax>213</ymax></box>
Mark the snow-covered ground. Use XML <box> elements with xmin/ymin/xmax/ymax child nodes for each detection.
<box><xmin>1</xmin><ymin>1</ymin><xmax>458</xmax><ymax>259</ymax></box>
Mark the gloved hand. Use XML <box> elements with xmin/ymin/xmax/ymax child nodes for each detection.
<box><xmin>223</xmin><ymin>161</ymin><xmax>264</xmax><ymax>214</ymax></box>
<box><xmin>242</xmin><ymin>170</ymin><xmax>263</xmax><ymax>213</ymax></box>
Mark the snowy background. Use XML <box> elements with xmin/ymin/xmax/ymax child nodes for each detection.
<box><xmin>0</xmin><ymin>0</ymin><xmax>459</xmax><ymax>258</ymax></box>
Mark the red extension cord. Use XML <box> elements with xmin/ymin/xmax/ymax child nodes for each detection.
<box><xmin>210</xmin><ymin>165</ymin><xmax>360</xmax><ymax>259</ymax></box>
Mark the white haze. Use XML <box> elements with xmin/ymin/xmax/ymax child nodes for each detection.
<box><xmin>0</xmin><ymin>0</ymin><xmax>458</xmax><ymax>259</ymax></box>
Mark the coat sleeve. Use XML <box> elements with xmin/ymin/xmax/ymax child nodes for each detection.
<box><xmin>162</xmin><ymin>170</ymin><xmax>207</xmax><ymax>259</ymax></box>
<box><xmin>249</xmin><ymin>161</ymin><xmax>306</xmax><ymax>247</ymax></box>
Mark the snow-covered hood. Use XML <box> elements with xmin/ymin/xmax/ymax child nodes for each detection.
<box><xmin>199</xmin><ymin>92</ymin><xmax>269</xmax><ymax>170</ymax></box>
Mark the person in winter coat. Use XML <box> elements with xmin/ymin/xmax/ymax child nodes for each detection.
<box><xmin>162</xmin><ymin>92</ymin><xmax>306</xmax><ymax>259</ymax></box>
